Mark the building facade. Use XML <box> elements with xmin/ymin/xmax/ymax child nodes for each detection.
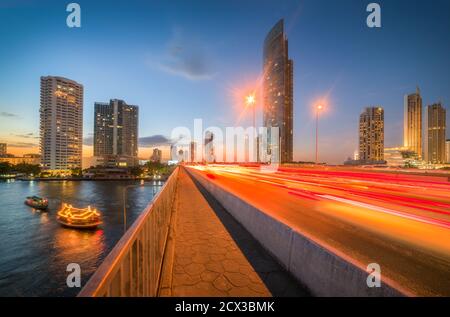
<box><xmin>359</xmin><ymin>107</ymin><xmax>384</xmax><ymax>163</ymax></box>
<box><xmin>0</xmin><ymin>143</ymin><xmax>6</xmax><ymax>156</ymax></box>
<box><xmin>425</xmin><ymin>103</ymin><xmax>446</xmax><ymax>164</ymax></box>
<box><xmin>94</xmin><ymin>99</ymin><xmax>138</xmax><ymax>167</ymax></box>
<box><xmin>403</xmin><ymin>87</ymin><xmax>422</xmax><ymax>159</ymax></box>
<box><xmin>263</xmin><ymin>19</ymin><xmax>293</xmax><ymax>163</ymax></box>
<box><xmin>40</xmin><ymin>76</ymin><xmax>83</xmax><ymax>171</ymax></box>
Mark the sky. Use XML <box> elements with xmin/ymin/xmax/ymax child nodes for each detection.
<box><xmin>0</xmin><ymin>0</ymin><xmax>449</xmax><ymax>164</ymax></box>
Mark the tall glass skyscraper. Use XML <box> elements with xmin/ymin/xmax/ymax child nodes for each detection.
<box><xmin>403</xmin><ymin>87</ymin><xmax>423</xmax><ymax>159</ymax></box>
<box><xmin>263</xmin><ymin>19</ymin><xmax>293</xmax><ymax>163</ymax></box>
<box><xmin>39</xmin><ymin>76</ymin><xmax>83</xmax><ymax>171</ymax></box>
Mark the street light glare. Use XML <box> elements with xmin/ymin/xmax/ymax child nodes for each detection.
<box><xmin>245</xmin><ymin>94</ymin><xmax>256</xmax><ymax>106</ymax></box>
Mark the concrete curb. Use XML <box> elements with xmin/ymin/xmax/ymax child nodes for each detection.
<box><xmin>185</xmin><ymin>167</ymin><xmax>406</xmax><ymax>297</ymax></box>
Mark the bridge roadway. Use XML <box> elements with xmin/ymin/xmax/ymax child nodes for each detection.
<box><xmin>185</xmin><ymin>164</ymin><xmax>450</xmax><ymax>296</ymax></box>
<box><xmin>158</xmin><ymin>168</ymin><xmax>308</xmax><ymax>296</ymax></box>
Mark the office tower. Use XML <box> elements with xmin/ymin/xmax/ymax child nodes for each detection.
<box><xmin>40</xmin><ymin>76</ymin><xmax>83</xmax><ymax>171</ymax></box>
<box><xmin>446</xmin><ymin>139</ymin><xmax>450</xmax><ymax>163</ymax></box>
<box><xmin>359</xmin><ymin>107</ymin><xmax>384</xmax><ymax>163</ymax></box>
<box><xmin>94</xmin><ymin>99</ymin><xmax>138</xmax><ymax>166</ymax></box>
<box><xmin>263</xmin><ymin>19</ymin><xmax>293</xmax><ymax>163</ymax></box>
<box><xmin>425</xmin><ymin>103</ymin><xmax>446</xmax><ymax>164</ymax></box>
<box><xmin>0</xmin><ymin>143</ymin><xmax>6</xmax><ymax>156</ymax></box>
<box><xmin>404</xmin><ymin>87</ymin><xmax>422</xmax><ymax>158</ymax></box>
<box><xmin>150</xmin><ymin>148</ymin><xmax>162</xmax><ymax>163</ymax></box>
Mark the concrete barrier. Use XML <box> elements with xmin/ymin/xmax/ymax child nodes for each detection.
<box><xmin>185</xmin><ymin>167</ymin><xmax>406</xmax><ymax>297</ymax></box>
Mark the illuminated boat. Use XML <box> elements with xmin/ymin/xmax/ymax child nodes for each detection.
<box><xmin>24</xmin><ymin>196</ymin><xmax>49</xmax><ymax>210</ymax></box>
<box><xmin>57</xmin><ymin>204</ymin><xmax>102</xmax><ymax>229</ymax></box>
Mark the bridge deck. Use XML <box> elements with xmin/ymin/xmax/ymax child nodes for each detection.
<box><xmin>159</xmin><ymin>168</ymin><xmax>308</xmax><ymax>296</ymax></box>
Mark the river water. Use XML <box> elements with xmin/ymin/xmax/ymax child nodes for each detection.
<box><xmin>0</xmin><ymin>179</ymin><xmax>163</xmax><ymax>297</ymax></box>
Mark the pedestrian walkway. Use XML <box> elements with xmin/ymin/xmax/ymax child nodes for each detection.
<box><xmin>158</xmin><ymin>168</ymin><xmax>308</xmax><ymax>297</ymax></box>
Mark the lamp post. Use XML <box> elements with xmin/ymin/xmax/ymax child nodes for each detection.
<box><xmin>315</xmin><ymin>104</ymin><xmax>323</xmax><ymax>165</ymax></box>
<box><xmin>122</xmin><ymin>181</ymin><xmax>160</xmax><ymax>233</ymax></box>
<box><xmin>246</xmin><ymin>93</ymin><xmax>256</xmax><ymax>162</ymax></box>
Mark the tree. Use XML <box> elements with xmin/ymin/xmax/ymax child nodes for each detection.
<box><xmin>129</xmin><ymin>166</ymin><xmax>143</xmax><ymax>177</ymax></box>
<box><xmin>0</xmin><ymin>162</ymin><xmax>12</xmax><ymax>175</ymax></box>
<box><xmin>13</xmin><ymin>163</ymin><xmax>41</xmax><ymax>176</ymax></box>
<box><xmin>71</xmin><ymin>168</ymin><xmax>83</xmax><ymax>177</ymax></box>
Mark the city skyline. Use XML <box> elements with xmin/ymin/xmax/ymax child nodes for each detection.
<box><xmin>0</xmin><ymin>0</ymin><xmax>449</xmax><ymax>164</ymax></box>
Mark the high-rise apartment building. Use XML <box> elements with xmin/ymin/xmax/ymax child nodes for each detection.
<box><xmin>263</xmin><ymin>19</ymin><xmax>293</xmax><ymax>163</ymax></box>
<box><xmin>94</xmin><ymin>99</ymin><xmax>138</xmax><ymax>167</ymax></box>
<box><xmin>404</xmin><ymin>87</ymin><xmax>422</xmax><ymax>159</ymax></box>
<box><xmin>425</xmin><ymin>103</ymin><xmax>446</xmax><ymax>164</ymax></box>
<box><xmin>39</xmin><ymin>76</ymin><xmax>83</xmax><ymax>171</ymax></box>
<box><xmin>359</xmin><ymin>107</ymin><xmax>384</xmax><ymax>163</ymax></box>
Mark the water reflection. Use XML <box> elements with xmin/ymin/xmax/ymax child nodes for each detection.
<box><xmin>0</xmin><ymin>179</ymin><xmax>163</xmax><ymax>296</ymax></box>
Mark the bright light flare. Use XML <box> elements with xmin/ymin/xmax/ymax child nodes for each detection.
<box><xmin>245</xmin><ymin>94</ymin><xmax>256</xmax><ymax>107</ymax></box>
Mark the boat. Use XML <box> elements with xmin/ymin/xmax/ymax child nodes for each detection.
<box><xmin>56</xmin><ymin>204</ymin><xmax>102</xmax><ymax>229</ymax></box>
<box><xmin>24</xmin><ymin>196</ymin><xmax>49</xmax><ymax>210</ymax></box>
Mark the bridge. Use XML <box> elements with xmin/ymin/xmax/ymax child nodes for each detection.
<box><xmin>78</xmin><ymin>165</ymin><xmax>450</xmax><ymax>297</ymax></box>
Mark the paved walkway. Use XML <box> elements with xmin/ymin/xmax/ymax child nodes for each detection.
<box><xmin>159</xmin><ymin>168</ymin><xmax>308</xmax><ymax>297</ymax></box>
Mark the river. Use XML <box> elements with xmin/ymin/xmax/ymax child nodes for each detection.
<box><xmin>0</xmin><ymin>179</ymin><xmax>163</xmax><ymax>297</ymax></box>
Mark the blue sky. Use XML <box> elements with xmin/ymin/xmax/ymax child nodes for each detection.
<box><xmin>0</xmin><ymin>0</ymin><xmax>449</xmax><ymax>163</ymax></box>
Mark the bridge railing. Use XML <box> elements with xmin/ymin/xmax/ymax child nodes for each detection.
<box><xmin>78</xmin><ymin>167</ymin><xmax>179</xmax><ymax>297</ymax></box>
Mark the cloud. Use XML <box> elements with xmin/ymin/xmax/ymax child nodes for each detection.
<box><xmin>83</xmin><ymin>135</ymin><xmax>171</xmax><ymax>148</ymax></box>
<box><xmin>1</xmin><ymin>112</ymin><xmax>18</xmax><ymax>118</ymax></box>
<box><xmin>139</xmin><ymin>135</ymin><xmax>171</xmax><ymax>147</ymax></box>
<box><xmin>151</xmin><ymin>29</ymin><xmax>217</xmax><ymax>81</ymax></box>
<box><xmin>7</xmin><ymin>142</ymin><xmax>38</xmax><ymax>148</ymax></box>
<box><xmin>11</xmin><ymin>133</ymin><xmax>38</xmax><ymax>139</ymax></box>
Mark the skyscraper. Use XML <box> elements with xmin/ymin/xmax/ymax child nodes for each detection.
<box><xmin>94</xmin><ymin>99</ymin><xmax>138</xmax><ymax>166</ymax></box>
<box><xmin>425</xmin><ymin>103</ymin><xmax>446</xmax><ymax>164</ymax></box>
<box><xmin>40</xmin><ymin>76</ymin><xmax>83</xmax><ymax>171</ymax></box>
<box><xmin>359</xmin><ymin>107</ymin><xmax>384</xmax><ymax>163</ymax></box>
<box><xmin>263</xmin><ymin>19</ymin><xmax>293</xmax><ymax>163</ymax></box>
<box><xmin>404</xmin><ymin>87</ymin><xmax>423</xmax><ymax>159</ymax></box>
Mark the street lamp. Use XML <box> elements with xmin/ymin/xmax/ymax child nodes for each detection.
<box><xmin>122</xmin><ymin>182</ymin><xmax>160</xmax><ymax>233</ymax></box>
<box><xmin>315</xmin><ymin>104</ymin><xmax>323</xmax><ymax>165</ymax></box>
<box><xmin>246</xmin><ymin>93</ymin><xmax>257</xmax><ymax>162</ymax></box>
